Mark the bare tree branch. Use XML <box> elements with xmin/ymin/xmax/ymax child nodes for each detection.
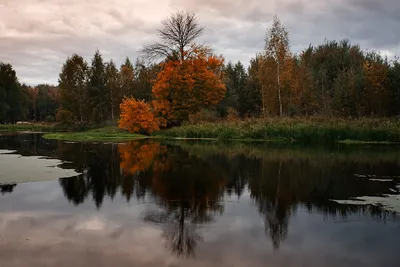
<box><xmin>141</xmin><ymin>11</ymin><xmax>204</xmax><ymax>63</ymax></box>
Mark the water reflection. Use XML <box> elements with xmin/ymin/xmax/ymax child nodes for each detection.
<box><xmin>0</xmin><ymin>134</ymin><xmax>399</xmax><ymax>260</ymax></box>
<box><xmin>0</xmin><ymin>183</ymin><xmax>16</xmax><ymax>194</ymax></box>
<box><xmin>56</xmin><ymin>140</ymin><xmax>400</xmax><ymax>254</ymax></box>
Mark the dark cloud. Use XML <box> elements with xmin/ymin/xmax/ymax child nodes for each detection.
<box><xmin>0</xmin><ymin>0</ymin><xmax>399</xmax><ymax>85</ymax></box>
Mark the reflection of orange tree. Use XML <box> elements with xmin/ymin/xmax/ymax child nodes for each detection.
<box><xmin>118</xmin><ymin>141</ymin><xmax>165</xmax><ymax>175</ymax></box>
<box><xmin>143</xmin><ymin>151</ymin><xmax>226</xmax><ymax>257</ymax></box>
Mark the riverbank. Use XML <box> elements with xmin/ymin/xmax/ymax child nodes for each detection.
<box><xmin>43</xmin><ymin>127</ymin><xmax>146</xmax><ymax>142</ymax></box>
<box><xmin>0</xmin><ymin>123</ymin><xmax>55</xmax><ymax>132</ymax></box>
<box><xmin>37</xmin><ymin>118</ymin><xmax>400</xmax><ymax>144</ymax></box>
<box><xmin>155</xmin><ymin>118</ymin><xmax>400</xmax><ymax>144</ymax></box>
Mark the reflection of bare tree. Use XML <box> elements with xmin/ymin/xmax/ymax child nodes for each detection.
<box><xmin>0</xmin><ymin>183</ymin><xmax>16</xmax><ymax>194</ymax></box>
<box><xmin>141</xmin><ymin>151</ymin><xmax>226</xmax><ymax>257</ymax></box>
<box><xmin>144</xmin><ymin>204</ymin><xmax>203</xmax><ymax>257</ymax></box>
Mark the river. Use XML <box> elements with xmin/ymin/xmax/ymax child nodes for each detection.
<box><xmin>0</xmin><ymin>133</ymin><xmax>399</xmax><ymax>267</ymax></box>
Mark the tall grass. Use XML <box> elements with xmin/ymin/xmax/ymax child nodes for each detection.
<box><xmin>43</xmin><ymin>126</ymin><xmax>146</xmax><ymax>142</ymax></box>
<box><xmin>0</xmin><ymin>123</ymin><xmax>55</xmax><ymax>132</ymax></box>
<box><xmin>155</xmin><ymin>117</ymin><xmax>400</xmax><ymax>144</ymax></box>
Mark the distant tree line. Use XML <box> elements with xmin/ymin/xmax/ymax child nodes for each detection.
<box><xmin>1</xmin><ymin>13</ymin><xmax>399</xmax><ymax>125</ymax></box>
<box><xmin>0</xmin><ymin>62</ymin><xmax>59</xmax><ymax>123</ymax></box>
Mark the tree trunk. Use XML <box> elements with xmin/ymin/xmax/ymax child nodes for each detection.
<box><xmin>111</xmin><ymin>86</ymin><xmax>114</xmax><ymax>121</ymax></box>
<box><xmin>180</xmin><ymin>45</ymin><xmax>184</xmax><ymax>64</ymax></box>
<box><xmin>277</xmin><ymin>61</ymin><xmax>283</xmax><ymax>116</ymax></box>
<box><xmin>79</xmin><ymin>103</ymin><xmax>83</xmax><ymax>123</ymax></box>
<box><xmin>261</xmin><ymin>85</ymin><xmax>266</xmax><ymax>116</ymax></box>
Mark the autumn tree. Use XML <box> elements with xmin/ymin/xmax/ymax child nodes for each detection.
<box><xmin>142</xmin><ymin>11</ymin><xmax>204</xmax><ymax>63</ymax></box>
<box><xmin>58</xmin><ymin>54</ymin><xmax>88</xmax><ymax>123</ymax></box>
<box><xmin>152</xmin><ymin>48</ymin><xmax>226</xmax><ymax>123</ymax></box>
<box><xmin>119</xmin><ymin>97</ymin><xmax>159</xmax><ymax>134</ymax></box>
<box><xmin>261</xmin><ymin>15</ymin><xmax>291</xmax><ymax>116</ymax></box>
<box><xmin>362</xmin><ymin>52</ymin><xmax>389</xmax><ymax>116</ymax></box>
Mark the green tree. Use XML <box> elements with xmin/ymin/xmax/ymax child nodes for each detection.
<box><xmin>120</xmin><ymin>57</ymin><xmax>135</xmax><ymax>98</ymax></box>
<box><xmin>58</xmin><ymin>54</ymin><xmax>89</xmax><ymax>123</ymax></box>
<box><xmin>105</xmin><ymin>60</ymin><xmax>120</xmax><ymax>120</ymax></box>
<box><xmin>35</xmin><ymin>84</ymin><xmax>59</xmax><ymax>121</ymax></box>
<box><xmin>219</xmin><ymin>61</ymin><xmax>248</xmax><ymax>117</ymax></box>
<box><xmin>388</xmin><ymin>59</ymin><xmax>400</xmax><ymax>116</ymax></box>
<box><xmin>0</xmin><ymin>63</ymin><xmax>21</xmax><ymax>123</ymax></box>
<box><xmin>88</xmin><ymin>50</ymin><xmax>108</xmax><ymax>122</ymax></box>
<box><xmin>133</xmin><ymin>59</ymin><xmax>159</xmax><ymax>101</ymax></box>
<box><xmin>240</xmin><ymin>56</ymin><xmax>262</xmax><ymax>117</ymax></box>
<box><xmin>333</xmin><ymin>67</ymin><xmax>364</xmax><ymax>117</ymax></box>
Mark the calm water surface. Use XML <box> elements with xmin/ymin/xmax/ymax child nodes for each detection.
<box><xmin>0</xmin><ymin>133</ymin><xmax>399</xmax><ymax>267</ymax></box>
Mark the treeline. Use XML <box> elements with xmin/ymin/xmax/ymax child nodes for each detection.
<box><xmin>57</xmin><ymin>52</ymin><xmax>158</xmax><ymax>124</ymax></box>
<box><xmin>224</xmin><ymin>16</ymin><xmax>400</xmax><ymax>118</ymax></box>
<box><xmin>0</xmin><ymin>63</ymin><xmax>59</xmax><ymax>123</ymax></box>
<box><xmin>1</xmin><ymin>12</ymin><xmax>399</xmax><ymax>126</ymax></box>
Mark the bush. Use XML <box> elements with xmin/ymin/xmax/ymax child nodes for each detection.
<box><xmin>118</xmin><ymin>97</ymin><xmax>159</xmax><ymax>135</ymax></box>
<box><xmin>188</xmin><ymin>109</ymin><xmax>219</xmax><ymax>124</ymax></box>
<box><xmin>56</xmin><ymin>109</ymin><xmax>74</xmax><ymax>125</ymax></box>
<box><xmin>224</xmin><ymin>107</ymin><xmax>240</xmax><ymax>122</ymax></box>
<box><xmin>45</xmin><ymin>115</ymin><xmax>55</xmax><ymax>122</ymax></box>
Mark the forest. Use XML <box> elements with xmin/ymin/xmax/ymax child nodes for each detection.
<box><xmin>1</xmin><ymin>12</ymin><xmax>400</xmax><ymax>135</ymax></box>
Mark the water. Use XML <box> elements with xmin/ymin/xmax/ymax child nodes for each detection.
<box><xmin>0</xmin><ymin>133</ymin><xmax>399</xmax><ymax>267</ymax></box>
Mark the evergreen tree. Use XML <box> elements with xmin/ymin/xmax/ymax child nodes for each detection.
<box><xmin>0</xmin><ymin>63</ymin><xmax>21</xmax><ymax>123</ymax></box>
<box><xmin>120</xmin><ymin>57</ymin><xmax>135</xmax><ymax>98</ymax></box>
<box><xmin>88</xmin><ymin>50</ymin><xmax>107</xmax><ymax>122</ymax></box>
<box><xmin>105</xmin><ymin>60</ymin><xmax>121</xmax><ymax>120</ymax></box>
<box><xmin>58</xmin><ymin>54</ymin><xmax>89</xmax><ymax>123</ymax></box>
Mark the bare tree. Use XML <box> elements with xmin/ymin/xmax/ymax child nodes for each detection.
<box><xmin>142</xmin><ymin>11</ymin><xmax>204</xmax><ymax>63</ymax></box>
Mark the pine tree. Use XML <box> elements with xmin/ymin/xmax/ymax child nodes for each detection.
<box><xmin>58</xmin><ymin>54</ymin><xmax>89</xmax><ymax>123</ymax></box>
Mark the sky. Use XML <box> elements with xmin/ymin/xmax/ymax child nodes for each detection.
<box><xmin>0</xmin><ymin>0</ymin><xmax>399</xmax><ymax>85</ymax></box>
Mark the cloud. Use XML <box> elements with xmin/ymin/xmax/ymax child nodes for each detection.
<box><xmin>0</xmin><ymin>0</ymin><xmax>399</xmax><ymax>85</ymax></box>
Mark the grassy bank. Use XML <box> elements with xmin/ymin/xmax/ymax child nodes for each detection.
<box><xmin>0</xmin><ymin>123</ymin><xmax>55</xmax><ymax>132</ymax></box>
<box><xmin>43</xmin><ymin>127</ymin><xmax>147</xmax><ymax>142</ymax></box>
<box><xmin>155</xmin><ymin>118</ymin><xmax>400</xmax><ymax>144</ymax></box>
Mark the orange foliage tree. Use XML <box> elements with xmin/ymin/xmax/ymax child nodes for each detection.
<box><xmin>118</xmin><ymin>97</ymin><xmax>159</xmax><ymax>134</ymax></box>
<box><xmin>152</xmin><ymin>48</ymin><xmax>226</xmax><ymax>123</ymax></box>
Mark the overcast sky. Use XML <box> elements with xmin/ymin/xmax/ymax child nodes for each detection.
<box><xmin>1</xmin><ymin>0</ymin><xmax>399</xmax><ymax>85</ymax></box>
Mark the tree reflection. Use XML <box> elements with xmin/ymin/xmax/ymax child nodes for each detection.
<box><xmin>137</xmin><ymin>147</ymin><xmax>226</xmax><ymax>257</ymax></box>
<box><xmin>58</xmin><ymin>142</ymin><xmax>123</xmax><ymax>208</ymax></box>
<box><xmin>0</xmin><ymin>183</ymin><xmax>16</xmax><ymax>194</ymax></box>
<box><xmin>53</xmin><ymin>139</ymin><xmax>399</xmax><ymax>254</ymax></box>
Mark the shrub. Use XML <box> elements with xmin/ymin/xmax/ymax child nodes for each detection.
<box><xmin>188</xmin><ymin>109</ymin><xmax>219</xmax><ymax>124</ymax></box>
<box><xmin>56</xmin><ymin>109</ymin><xmax>74</xmax><ymax>125</ymax></box>
<box><xmin>225</xmin><ymin>107</ymin><xmax>240</xmax><ymax>122</ymax></box>
<box><xmin>118</xmin><ymin>97</ymin><xmax>159</xmax><ymax>135</ymax></box>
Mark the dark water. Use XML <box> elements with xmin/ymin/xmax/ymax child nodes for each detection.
<box><xmin>0</xmin><ymin>134</ymin><xmax>399</xmax><ymax>267</ymax></box>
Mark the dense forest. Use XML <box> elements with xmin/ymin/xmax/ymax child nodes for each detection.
<box><xmin>1</xmin><ymin>12</ymin><xmax>399</xmax><ymax>127</ymax></box>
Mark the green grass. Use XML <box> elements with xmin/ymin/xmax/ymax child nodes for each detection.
<box><xmin>42</xmin><ymin>126</ymin><xmax>147</xmax><ymax>142</ymax></box>
<box><xmin>154</xmin><ymin>117</ymin><xmax>400</xmax><ymax>144</ymax></box>
<box><xmin>0</xmin><ymin>123</ymin><xmax>55</xmax><ymax>132</ymax></box>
